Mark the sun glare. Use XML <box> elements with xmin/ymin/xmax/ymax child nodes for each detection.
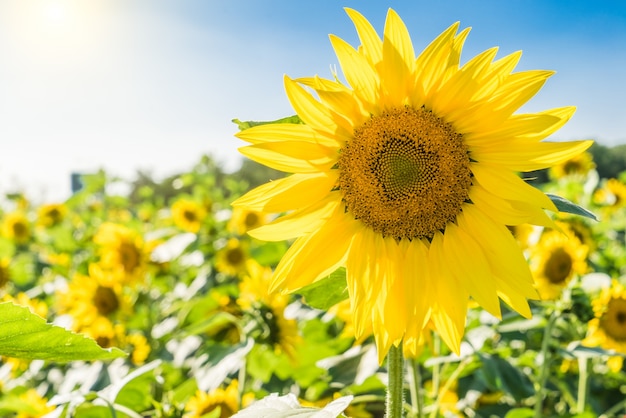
<box><xmin>43</xmin><ymin>2</ymin><xmax>69</xmax><ymax>25</ymax></box>
<box><xmin>2</xmin><ymin>0</ymin><xmax>112</xmax><ymax>64</ymax></box>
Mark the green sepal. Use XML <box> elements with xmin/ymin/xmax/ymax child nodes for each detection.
<box><xmin>547</xmin><ymin>193</ymin><xmax>598</xmax><ymax>221</ymax></box>
<box><xmin>297</xmin><ymin>268</ymin><xmax>348</xmax><ymax>310</ymax></box>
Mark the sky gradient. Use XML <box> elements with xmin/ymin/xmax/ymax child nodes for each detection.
<box><xmin>1</xmin><ymin>0</ymin><xmax>625</xmax><ymax>202</ymax></box>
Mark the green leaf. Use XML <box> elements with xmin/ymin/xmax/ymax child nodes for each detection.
<box><xmin>546</xmin><ymin>193</ymin><xmax>598</xmax><ymax>221</ymax></box>
<box><xmin>297</xmin><ymin>268</ymin><xmax>348</xmax><ymax>310</ymax></box>
<box><xmin>232</xmin><ymin>115</ymin><xmax>302</xmax><ymax>131</ymax></box>
<box><xmin>504</xmin><ymin>408</ymin><xmax>534</xmax><ymax>418</ymax></box>
<box><xmin>478</xmin><ymin>354</ymin><xmax>534</xmax><ymax>402</ymax></box>
<box><xmin>0</xmin><ymin>302</ymin><xmax>126</xmax><ymax>362</ymax></box>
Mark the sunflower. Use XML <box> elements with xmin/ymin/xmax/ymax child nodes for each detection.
<box><xmin>593</xmin><ymin>178</ymin><xmax>626</xmax><ymax>213</ymax></box>
<box><xmin>126</xmin><ymin>333</ymin><xmax>151</xmax><ymax>365</ymax></box>
<box><xmin>228</xmin><ymin>207</ymin><xmax>269</xmax><ymax>236</ymax></box>
<box><xmin>94</xmin><ymin>222</ymin><xmax>146</xmax><ymax>283</ymax></box>
<box><xmin>238</xmin><ymin>260</ymin><xmax>301</xmax><ymax>358</ymax></box>
<box><xmin>1</xmin><ymin>212</ymin><xmax>31</xmax><ymax>244</ymax></box>
<box><xmin>0</xmin><ymin>257</ymin><xmax>10</xmax><ymax>289</ymax></box>
<box><xmin>172</xmin><ymin>198</ymin><xmax>207</xmax><ymax>233</ymax></box>
<box><xmin>15</xmin><ymin>389</ymin><xmax>54</xmax><ymax>418</ymax></box>
<box><xmin>56</xmin><ymin>263</ymin><xmax>131</xmax><ymax>330</ymax></box>
<box><xmin>215</xmin><ymin>238</ymin><xmax>248</xmax><ymax>276</ymax></box>
<box><xmin>548</xmin><ymin>151</ymin><xmax>595</xmax><ymax>179</ymax></box>
<box><xmin>233</xmin><ymin>8</ymin><xmax>591</xmax><ymax>360</ymax></box>
<box><xmin>185</xmin><ymin>380</ymin><xmax>240</xmax><ymax>418</ymax></box>
<box><xmin>36</xmin><ymin>203</ymin><xmax>67</xmax><ymax>228</ymax></box>
<box><xmin>531</xmin><ymin>229</ymin><xmax>588</xmax><ymax>300</ymax></box>
<box><xmin>583</xmin><ymin>280</ymin><xmax>626</xmax><ymax>371</ymax></box>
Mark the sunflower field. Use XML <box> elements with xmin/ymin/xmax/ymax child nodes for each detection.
<box><xmin>0</xmin><ymin>146</ymin><xmax>623</xmax><ymax>418</ymax></box>
<box><xmin>2</xmin><ymin>5</ymin><xmax>626</xmax><ymax>417</ymax></box>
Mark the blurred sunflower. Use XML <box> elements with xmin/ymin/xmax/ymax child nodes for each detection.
<box><xmin>228</xmin><ymin>207</ymin><xmax>269</xmax><ymax>236</ymax></box>
<box><xmin>555</xmin><ymin>218</ymin><xmax>596</xmax><ymax>252</ymax></box>
<box><xmin>94</xmin><ymin>222</ymin><xmax>146</xmax><ymax>283</ymax></box>
<box><xmin>593</xmin><ymin>178</ymin><xmax>626</xmax><ymax>213</ymax></box>
<box><xmin>238</xmin><ymin>260</ymin><xmax>301</xmax><ymax>359</ymax></box>
<box><xmin>531</xmin><ymin>230</ymin><xmax>588</xmax><ymax>300</ymax></box>
<box><xmin>56</xmin><ymin>263</ymin><xmax>131</xmax><ymax>330</ymax></box>
<box><xmin>0</xmin><ymin>257</ymin><xmax>10</xmax><ymax>289</ymax></box>
<box><xmin>583</xmin><ymin>280</ymin><xmax>626</xmax><ymax>371</ymax></box>
<box><xmin>548</xmin><ymin>151</ymin><xmax>595</xmax><ymax>179</ymax></box>
<box><xmin>36</xmin><ymin>203</ymin><xmax>67</xmax><ymax>228</ymax></box>
<box><xmin>233</xmin><ymin>8</ymin><xmax>591</xmax><ymax>360</ymax></box>
<box><xmin>15</xmin><ymin>389</ymin><xmax>54</xmax><ymax>418</ymax></box>
<box><xmin>185</xmin><ymin>380</ymin><xmax>240</xmax><ymax>418</ymax></box>
<box><xmin>1</xmin><ymin>212</ymin><xmax>31</xmax><ymax>244</ymax></box>
<box><xmin>126</xmin><ymin>332</ymin><xmax>151</xmax><ymax>365</ymax></box>
<box><xmin>215</xmin><ymin>238</ymin><xmax>248</xmax><ymax>276</ymax></box>
<box><xmin>172</xmin><ymin>198</ymin><xmax>207</xmax><ymax>233</ymax></box>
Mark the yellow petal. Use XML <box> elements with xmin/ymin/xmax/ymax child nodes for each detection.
<box><xmin>431</xmin><ymin>47</ymin><xmax>498</xmax><ymax>116</ymax></box>
<box><xmin>428</xmin><ymin>231</ymin><xmax>468</xmax><ymax>354</ymax></box>
<box><xmin>239</xmin><ymin>140</ymin><xmax>337</xmax><ymax>173</ymax></box>
<box><xmin>443</xmin><ymin>221</ymin><xmax>502</xmax><ymax>318</ymax></box>
<box><xmin>472</xmin><ymin>139</ymin><xmax>593</xmax><ymax>171</ymax></box>
<box><xmin>329</xmin><ymin>34</ymin><xmax>379</xmax><ymax>110</ymax></box>
<box><xmin>284</xmin><ymin>75</ymin><xmax>351</xmax><ymax>139</ymax></box>
<box><xmin>471</xmin><ymin>163</ymin><xmax>557</xmax><ymax>212</ymax></box>
<box><xmin>380</xmin><ymin>8</ymin><xmax>414</xmax><ymax>104</ymax></box>
<box><xmin>235</xmin><ymin>122</ymin><xmax>340</xmax><ymax>147</ymax></box>
<box><xmin>297</xmin><ymin>76</ymin><xmax>367</xmax><ymax>130</ymax></box>
<box><xmin>469</xmin><ymin>185</ymin><xmax>555</xmax><ymax>228</ymax></box>
<box><xmin>415</xmin><ymin>22</ymin><xmax>461</xmax><ymax>98</ymax></box>
<box><xmin>459</xmin><ymin>205</ymin><xmax>538</xmax><ymax>299</ymax></box>
<box><xmin>270</xmin><ymin>206</ymin><xmax>359</xmax><ymax>293</ymax></box>
<box><xmin>402</xmin><ymin>238</ymin><xmax>431</xmax><ymax>333</ymax></box>
<box><xmin>232</xmin><ymin>171</ymin><xmax>337</xmax><ymax>213</ymax></box>
<box><xmin>344</xmin><ymin>8</ymin><xmax>382</xmax><ymax>65</ymax></box>
<box><xmin>249</xmin><ymin>194</ymin><xmax>340</xmax><ymax>241</ymax></box>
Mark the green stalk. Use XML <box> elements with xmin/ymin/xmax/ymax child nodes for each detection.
<box><xmin>408</xmin><ymin>358</ymin><xmax>424</xmax><ymax>418</ymax></box>
<box><xmin>534</xmin><ymin>311</ymin><xmax>557</xmax><ymax>418</ymax></box>
<box><xmin>386</xmin><ymin>344</ymin><xmax>405</xmax><ymax>418</ymax></box>
<box><xmin>576</xmin><ymin>356</ymin><xmax>589</xmax><ymax>413</ymax></box>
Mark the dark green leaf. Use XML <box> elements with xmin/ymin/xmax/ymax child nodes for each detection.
<box><xmin>297</xmin><ymin>268</ymin><xmax>348</xmax><ymax>310</ymax></box>
<box><xmin>546</xmin><ymin>193</ymin><xmax>598</xmax><ymax>221</ymax></box>
<box><xmin>0</xmin><ymin>302</ymin><xmax>126</xmax><ymax>362</ymax></box>
<box><xmin>232</xmin><ymin>115</ymin><xmax>302</xmax><ymax>131</ymax></box>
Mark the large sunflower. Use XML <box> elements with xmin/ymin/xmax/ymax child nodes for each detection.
<box><xmin>233</xmin><ymin>8</ymin><xmax>592</xmax><ymax>360</ymax></box>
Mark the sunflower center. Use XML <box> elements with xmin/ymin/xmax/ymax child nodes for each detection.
<box><xmin>119</xmin><ymin>242</ymin><xmax>140</xmax><ymax>273</ymax></box>
<box><xmin>183</xmin><ymin>209</ymin><xmax>197</xmax><ymax>223</ymax></box>
<box><xmin>227</xmin><ymin>248</ymin><xmax>244</xmax><ymax>266</ymax></box>
<box><xmin>13</xmin><ymin>222</ymin><xmax>28</xmax><ymax>238</ymax></box>
<box><xmin>602</xmin><ymin>298</ymin><xmax>626</xmax><ymax>342</ymax></box>
<box><xmin>338</xmin><ymin>106</ymin><xmax>472</xmax><ymax>240</ymax></box>
<box><xmin>93</xmin><ymin>286</ymin><xmax>119</xmax><ymax>316</ymax></box>
<box><xmin>543</xmin><ymin>248</ymin><xmax>573</xmax><ymax>284</ymax></box>
<box><xmin>245</xmin><ymin>212</ymin><xmax>260</xmax><ymax>229</ymax></box>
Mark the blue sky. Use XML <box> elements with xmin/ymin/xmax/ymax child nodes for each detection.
<box><xmin>1</xmin><ymin>0</ymin><xmax>625</xmax><ymax>202</ymax></box>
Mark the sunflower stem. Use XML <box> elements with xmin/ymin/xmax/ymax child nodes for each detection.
<box><xmin>407</xmin><ymin>358</ymin><xmax>424</xmax><ymax>418</ymax></box>
<box><xmin>534</xmin><ymin>310</ymin><xmax>557</xmax><ymax>418</ymax></box>
<box><xmin>386</xmin><ymin>344</ymin><xmax>405</xmax><ymax>418</ymax></box>
<box><xmin>576</xmin><ymin>356</ymin><xmax>589</xmax><ymax>413</ymax></box>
